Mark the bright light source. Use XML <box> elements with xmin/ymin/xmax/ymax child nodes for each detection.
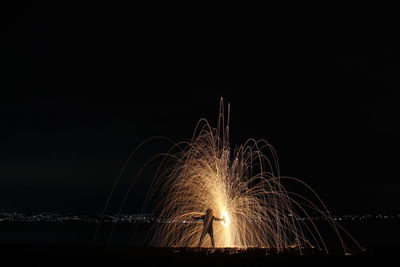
<box><xmin>221</xmin><ymin>211</ymin><xmax>230</xmax><ymax>227</ymax></box>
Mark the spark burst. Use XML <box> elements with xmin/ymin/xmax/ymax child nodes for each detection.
<box><xmin>142</xmin><ymin>99</ymin><xmax>361</xmax><ymax>253</ymax></box>
<box><xmin>95</xmin><ymin>99</ymin><xmax>362</xmax><ymax>254</ymax></box>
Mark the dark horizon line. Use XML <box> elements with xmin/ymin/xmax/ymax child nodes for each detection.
<box><xmin>2</xmin><ymin>210</ymin><xmax>400</xmax><ymax>216</ymax></box>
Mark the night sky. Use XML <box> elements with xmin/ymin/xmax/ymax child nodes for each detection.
<box><xmin>1</xmin><ymin>2</ymin><xmax>399</xmax><ymax>214</ymax></box>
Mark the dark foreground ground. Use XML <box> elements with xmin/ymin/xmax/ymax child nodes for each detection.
<box><xmin>1</xmin><ymin>221</ymin><xmax>399</xmax><ymax>266</ymax></box>
<box><xmin>0</xmin><ymin>244</ymin><xmax>395</xmax><ymax>267</ymax></box>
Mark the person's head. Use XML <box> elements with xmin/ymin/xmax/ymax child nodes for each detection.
<box><xmin>206</xmin><ymin>208</ymin><xmax>213</xmax><ymax>216</ymax></box>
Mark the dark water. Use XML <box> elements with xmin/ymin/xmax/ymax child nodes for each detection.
<box><xmin>0</xmin><ymin>220</ymin><xmax>398</xmax><ymax>253</ymax></box>
<box><xmin>0</xmin><ymin>245</ymin><xmax>377</xmax><ymax>267</ymax></box>
<box><xmin>1</xmin><ymin>221</ymin><xmax>397</xmax><ymax>267</ymax></box>
<box><xmin>0</xmin><ymin>222</ymin><xmax>150</xmax><ymax>245</ymax></box>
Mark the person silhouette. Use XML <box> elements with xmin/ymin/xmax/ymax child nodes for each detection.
<box><xmin>195</xmin><ymin>208</ymin><xmax>223</xmax><ymax>248</ymax></box>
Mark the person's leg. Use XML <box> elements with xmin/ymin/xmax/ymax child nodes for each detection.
<box><xmin>209</xmin><ymin>229</ymin><xmax>215</xmax><ymax>248</ymax></box>
<box><xmin>198</xmin><ymin>228</ymin><xmax>207</xmax><ymax>248</ymax></box>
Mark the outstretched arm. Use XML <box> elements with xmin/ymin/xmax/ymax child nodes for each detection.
<box><xmin>214</xmin><ymin>216</ymin><xmax>223</xmax><ymax>221</ymax></box>
<box><xmin>193</xmin><ymin>215</ymin><xmax>205</xmax><ymax>220</ymax></box>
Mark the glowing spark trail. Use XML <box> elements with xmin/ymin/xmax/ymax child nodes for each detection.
<box><xmin>95</xmin><ymin>98</ymin><xmax>363</xmax><ymax>255</ymax></box>
<box><xmin>141</xmin><ymin>99</ymin><xmax>362</xmax><ymax>253</ymax></box>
